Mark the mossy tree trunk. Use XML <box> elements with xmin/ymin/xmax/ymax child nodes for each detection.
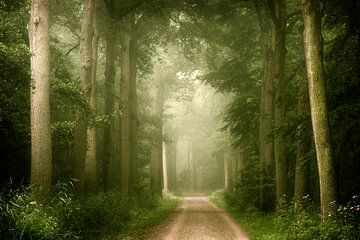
<box><xmin>73</xmin><ymin>0</ymin><xmax>95</xmax><ymax>196</ymax></box>
<box><xmin>120</xmin><ymin>14</ymin><xmax>132</xmax><ymax>195</ymax></box>
<box><xmin>300</xmin><ymin>0</ymin><xmax>337</xmax><ymax>220</ymax></box>
<box><xmin>269</xmin><ymin>0</ymin><xmax>287</xmax><ymax>207</ymax></box>
<box><xmin>294</xmin><ymin>30</ymin><xmax>312</xmax><ymax>211</ymax></box>
<box><xmin>255</xmin><ymin>0</ymin><xmax>276</xmax><ymax>210</ymax></box>
<box><xmin>29</xmin><ymin>0</ymin><xmax>52</xmax><ymax>196</ymax></box>
<box><xmin>102</xmin><ymin>18</ymin><xmax>118</xmax><ymax>191</ymax></box>
<box><xmin>129</xmin><ymin>14</ymin><xmax>138</xmax><ymax>188</ymax></box>
<box><xmin>84</xmin><ymin>0</ymin><xmax>100</xmax><ymax>193</ymax></box>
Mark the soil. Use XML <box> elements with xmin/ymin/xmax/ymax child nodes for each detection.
<box><xmin>144</xmin><ymin>195</ymin><xmax>249</xmax><ymax>240</ymax></box>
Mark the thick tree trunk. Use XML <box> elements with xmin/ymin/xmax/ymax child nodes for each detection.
<box><xmin>85</xmin><ymin>0</ymin><xmax>100</xmax><ymax>193</ymax></box>
<box><xmin>300</xmin><ymin>0</ymin><xmax>337</xmax><ymax>219</ymax></box>
<box><xmin>294</xmin><ymin>31</ymin><xmax>312</xmax><ymax>211</ymax></box>
<box><xmin>102</xmin><ymin>18</ymin><xmax>118</xmax><ymax>191</ymax></box>
<box><xmin>129</xmin><ymin>14</ymin><xmax>138</xmax><ymax>188</ymax></box>
<box><xmin>29</xmin><ymin>0</ymin><xmax>52</xmax><ymax>196</ymax></box>
<box><xmin>270</xmin><ymin>0</ymin><xmax>287</xmax><ymax>206</ymax></box>
<box><xmin>73</xmin><ymin>0</ymin><xmax>95</xmax><ymax>196</ymax></box>
<box><xmin>255</xmin><ymin>0</ymin><xmax>276</xmax><ymax>210</ymax></box>
<box><xmin>120</xmin><ymin>14</ymin><xmax>132</xmax><ymax>195</ymax></box>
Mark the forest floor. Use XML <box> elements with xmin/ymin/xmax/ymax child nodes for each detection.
<box><xmin>144</xmin><ymin>194</ymin><xmax>249</xmax><ymax>240</ymax></box>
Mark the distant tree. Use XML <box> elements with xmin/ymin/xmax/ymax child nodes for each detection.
<box><xmin>28</xmin><ymin>0</ymin><xmax>52</xmax><ymax>196</ymax></box>
<box><xmin>300</xmin><ymin>0</ymin><xmax>337</xmax><ymax>219</ymax></box>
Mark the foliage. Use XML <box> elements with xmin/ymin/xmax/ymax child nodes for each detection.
<box><xmin>0</xmin><ymin>183</ymin><xmax>180</xmax><ymax>240</ymax></box>
<box><xmin>212</xmin><ymin>191</ymin><xmax>360</xmax><ymax>240</ymax></box>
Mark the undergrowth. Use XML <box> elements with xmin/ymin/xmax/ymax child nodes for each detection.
<box><xmin>0</xmin><ymin>183</ymin><xmax>180</xmax><ymax>240</ymax></box>
<box><xmin>210</xmin><ymin>190</ymin><xmax>360</xmax><ymax>240</ymax></box>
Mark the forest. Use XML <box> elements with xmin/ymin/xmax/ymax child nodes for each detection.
<box><xmin>0</xmin><ymin>0</ymin><xmax>359</xmax><ymax>239</ymax></box>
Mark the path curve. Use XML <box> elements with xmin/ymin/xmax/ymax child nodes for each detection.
<box><xmin>145</xmin><ymin>195</ymin><xmax>249</xmax><ymax>240</ymax></box>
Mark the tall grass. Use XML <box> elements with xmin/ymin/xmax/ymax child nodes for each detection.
<box><xmin>0</xmin><ymin>183</ymin><xmax>180</xmax><ymax>240</ymax></box>
<box><xmin>210</xmin><ymin>190</ymin><xmax>360</xmax><ymax>240</ymax></box>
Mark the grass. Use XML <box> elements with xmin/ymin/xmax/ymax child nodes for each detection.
<box><xmin>0</xmin><ymin>184</ymin><xmax>181</xmax><ymax>240</ymax></box>
<box><xmin>210</xmin><ymin>190</ymin><xmax>360</xmax><ymax>240</ymax></box>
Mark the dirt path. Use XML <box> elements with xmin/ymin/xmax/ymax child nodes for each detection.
<box><xmin>145</xmin><ymin>195</ymin><xmax>249</xmax><ymax>240</ymax></box>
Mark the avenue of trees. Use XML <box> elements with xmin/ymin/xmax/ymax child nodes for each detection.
<box><xmin>0</xmin><ymin>0</ymin><xmax>359</xmax><ymax>238</ymax></box>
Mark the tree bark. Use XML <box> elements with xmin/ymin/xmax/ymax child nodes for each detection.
<box><xmin>29</xmin><ymin>0</ymin><xmax>52</xmax><ymax>196</ymax></box>
<box><xmin>270</xmin><ymin>0</ymin><xmax>287</xmax><ymax>206</ymax></box>
<box><xmin>129</xmin><ymin>14</ymin><xmax>138</xmax><ymax>188</ymax></box>
<box><xmin>300</xmin><ymin>0</ymin><xmax>337</xmax><ymax>219</ymax></box>
<box><xmin>120</xmin><ymin>14</ymin><xmax>132</xmax><ymax>195</ymax></box>
<box><xmin>73</xmin><ymin>0</ymin><xmax>95</xmax><ymax>196</ymax></box>
<box><xmin>162</xmin><ymin>142</ymin><xmax>169</xmax><ymax>194</ymax></box>
<box><xmin>294</xmin><ymin>30</ymin><xmax>312</xmax><ymax>211</ymax></box>
<box><xmin>84</xmin><ymin>0</ymin><xmax>100</xmax><ymax>193</ymax></box>
<box><xmin>102</xmin><ymin>18</ymin><xmax>118</xmax><ymax>191</ymax></box>
<box><xmin>192</xmin><ymin>142</ymin><xmax>197</xmax><ymax>191</ymax></box>
<box><xmin>255</xmin><ymin>0</ymin><xmax>276</xmax><ymax>210</ymax></box>
<box><xmin>224</xmin><ymin>147</ymin><xmax>233</xmax><ymax>192</ymax></box>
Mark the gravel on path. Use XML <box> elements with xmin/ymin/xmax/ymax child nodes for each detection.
<box><xmin>145</xmin><ymin>195</ymin><xmax>249</xmax><ymax>240</ymax></box>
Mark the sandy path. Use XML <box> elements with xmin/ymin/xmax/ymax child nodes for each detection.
<box><xmin>145</xmin><ymin>196</ymin><xmax>249</xmax><ymax>240</ymax></box>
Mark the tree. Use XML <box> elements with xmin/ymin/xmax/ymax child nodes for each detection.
<box><xmin>129</xmin><ymin>15</ymin><xmax>138</xmax><ymax>187</ymax></box>
<box><xmin>73</xmin><ymin>0</ymin><xmax>95</xmax><ymax>195</ymax></box>
<box><xmin>29</xmin><ymin>0</ymin><xmax>52</xmax><ymax>196</ymax></box>
<box><xmin>269</xmin><ymin>0</ymin><xmax>287</xmax><ymax>206</ymax></box>
<box><xmin>102</xmin><ymin>17</ymin><xmax>118</xmax><ymax>191</ymax></box>
<box><xmin>294</xmin><ymin>31</ymin><xmax>312</xmax><ymax>211</ymax></box>
<box><xmin>84</xmin><ymin>0</ymin><xmax>100</xmax><ymax>193</ymax></box>
<box><xmin>255</xmin><ymin>0</ymin><xmax>276</xmax><ymax>210</ymax></box>
<box><xmin>300</xmin><ymin>0</ymin><xmax>337</xmax><ymax>219</ymax></box>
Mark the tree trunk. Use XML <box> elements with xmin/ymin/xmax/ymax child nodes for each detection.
<box><xmin>192</xmin><ymin>142</ymin><xmax>197</xmax><ymax>191</ymax></box>
<box><xmin>150</xmin><ymin>144</ymin><xmax>161</xmax><ymax>195</ymax></box>
<box><xmin>85</xmin><ymin>0</ymin><xmax>100</xmax><ymax>193</ymax></box>
<box><xmin>162</xmin><ymin>142</ymin><xmax>169</xmax><ymax>194</ymax></box>
<box><xmin>255</xmin><ymin>0</ymin><xmax>276</xmax><ymax>210</ymax></box>
<box><xmin>73</xmin><ymin>0</ymin><xmax>95</xmax><ymax>196</ymax></box>
<box><xmin>270</xmin><ymin>0</ymin><xmax>287</xmax><ymax>206</ymax></box>
<box><xmin>129</xmin><ymin>14</ymin><xmax>138</xmax><ymax>188</ymax></box>
<box><xmin>300</xmin><ymin>0</ymin><xmax>337</xmax><ymax>219</ymax></box>
<box><xmin>119</xmin><ymin>14</ymin><xmax>132</xmax><ymax>195</ymax></box>
<box><xmin>294</xmin><ymin>30</ymin><xmax>312</xmax><ymax>211</ymax></box>
<box><xmin>29</xmin><ymin>0</ymin><xmax>52</xmax><ymax>196</ymax></box>
<box><xmin>224</xmin><ymin>147</ymin><xmax>232</xmax><ymax>192</ymax></box>
<box><xmin>168</xmin><ymin>140</ymin><xmax>177</xmax><ymax>191</ymax></box>
<box><xmin>102</xmin><ymin>18</ymin><xmax>118</xmax><ymax>191</ymax></box>
<box><xmin>187</xmin><ymin>139</ymin><xmax>191</xmax><ymax>190</ymax></box>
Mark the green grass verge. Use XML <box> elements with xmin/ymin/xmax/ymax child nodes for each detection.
<box><xmin>0</xmin><ymin>185</ymin><xmax>181</xmax><ymax>240</ymax></box>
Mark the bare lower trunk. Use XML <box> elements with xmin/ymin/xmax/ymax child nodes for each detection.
<box><xmin>271</xmin><ymin>0</ymin><xmax>287</xmax><ymax>207</ymax></box>
<box><xmin>129</xmin><ymin>16</ymin><xmax>138</xmax><ymax>187</ymax></box>
<box><xmin>294</xmin><ymin>31</ymin><xmax>311</xmax><ymax>211</ymax></box>
<box><xmin>162</xmin><ymin>142</ymin><xmax>169</xmax><ymax>194</ymax></box>
<box><xmin>301</xmin><ymin>0</ymin><xmax>337</xmax><ymax>220</ymax></box>
<box><xmin>255</xmin><ymin>0</ymin><xmax>275</xmax><ymax>210</ymax></box>
<box><xmin>73</xmin><ymin>0</ymin><xmax>95</xmax><ymax>196</ymax></box>
<box><xmin>29</xmin><ymin>0</ymin><xmax>52</xmax><ymax>196</ymax></box>
<box><xmin>224</xmin><ymin>147</ymin><xmax>232</xmax><ymax>192</ymax></box>
<box><xmin>102</xmin><ymin>19</ymin><xmax>118</xmax><ymax>191</ymax></box>
<box><xmin>85</xmin><ymin>0</ymin><xmax>100</xmax><ymax>193</ymax></box>
<box><xmin>120</xmin><ymin>14</ymin><xmax>132</xmax><ymax>195</ymax></box>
